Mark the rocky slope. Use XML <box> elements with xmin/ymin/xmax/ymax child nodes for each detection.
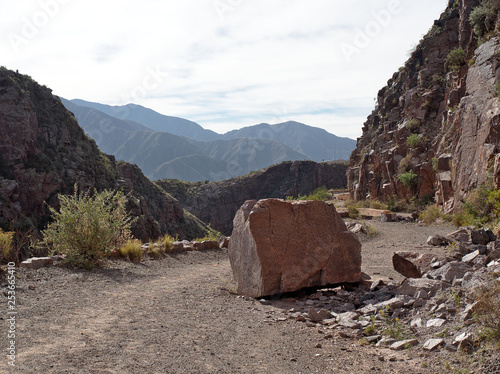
<box><xmin>157</xmin><ymin>160</ymin><xmax>347</xmax><ymax>235</ymax></box>
<box><xmin>348</xmin><ymin>0</ymin><xmax>500</xmax><ymax>211</ymax></box>
<box><xmin>0</xmin><ymin>68</ymin><xmax>209</xmax><ymax>242</ymax></box>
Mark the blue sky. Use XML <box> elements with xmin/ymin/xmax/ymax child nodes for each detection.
<box><xmin>1</xmin><ymin>0</ymin><xmax>447</xmax><ymax>139</ymax></box>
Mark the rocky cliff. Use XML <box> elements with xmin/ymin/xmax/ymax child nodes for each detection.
<box><xmin>0</xmin><ymin>68</ymin><xmax>208</xmax><ymax>241</ymax></box>
<box><xmin>157</xmin><ymin>161</ymin><xmax>347</xmax><ymax>235</ymax></box>
<box><xmin>348</xmin><ymin>0</ymin><xmax>500</xmax><ymax>211</ymax></box>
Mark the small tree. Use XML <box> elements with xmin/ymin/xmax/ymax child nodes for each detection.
<box><xmin>445</xmin><ymin>47</ymin><xmax>465</xmax><ymax>72</ymax></box>
<box><xmin>42</xmin><ymin>185</ymin><xmax>133</xmax><ymax>269</ymax></box>
<box><xmin>398</xmin><ymin>170</ymin><xmax>418</xmax><ymax>188</ymax></box>
<box><xmin>406</xmin><ymin>134</ymin><xmax>421</xmax><ymax>148</ymax></box>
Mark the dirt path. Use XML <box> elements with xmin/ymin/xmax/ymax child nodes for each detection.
<box><xmin>2</xmin><ymin>222</ymin><xmax>456</xmax><ymax>373</ymax></box>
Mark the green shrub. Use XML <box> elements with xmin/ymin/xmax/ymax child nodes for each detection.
<box><xmin>42</xmin><ymin>185</ymin><xmax>133</xmax><ymax>269</ymax></box>
<box><xmin>406</xmin><ymin>134</ymin><xmax>421</xmax><ymax>148</ymax></box>
<box><xmin>445</xmin><ymin>47</ymin><xmax>465</xmax><ymax>72</ymax></box>
<box><xmin>398</xmin><ymin>170</ymin><xmax>418</xmax><ymax>188</ymax></box>
<box><xmin>432</xmin><ymin>157</ymin><xmax>439</xmax><ymax>171</ymax></box>
<box><xmin>119</xmin><ymin>239</ymin><xmax>142</xmax><ymax>262</ymax></box>
<box><xmin>291</xmin><ymin>186</ymin><xmax>332</xmax><ymax>201</ymax></box>
<box><xmin>369</xmin><ymin>200</ymin><xmax>387</xmax><ymax>210</ymax></box>
<box><xmin>347</xmin><ymin>206</ymin><xmax>360</xmax><ymax>219</ymax></box>
<box><xmin>419</xmin><ymin>205</ymin><xmax>441</xmax><ymax>225</ymax></box>
<box><xmin>469</xmin><ymin>0</ymin><xmax>500</xmax><ymax>39</ymax></box>
<box><xmin>0</xmin><ymin>229</ymin><xmax>13</xmax><ymax>262</ymax></box>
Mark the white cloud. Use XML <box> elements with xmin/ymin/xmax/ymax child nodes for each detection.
<box><xmin>1</xmin><ymin>0</ymin><xmax>448</xmax><ymax>139</ymax></box>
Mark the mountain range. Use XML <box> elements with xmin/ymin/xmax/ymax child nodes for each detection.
<box><xmin>61</xmin><ymin>99</ymin><xmax>356</xmax><ymax>182</ymax></box>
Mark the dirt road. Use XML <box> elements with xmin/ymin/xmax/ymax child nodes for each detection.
<box><xmin>2</xmin><ymin>221</ymin><xmax>455</xmax><ymax>373</ymax></box>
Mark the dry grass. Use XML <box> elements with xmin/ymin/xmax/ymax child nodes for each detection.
<box><xmin>119</xmin><ymin>239</ymin><xmax>143</xmax><ymax>262</ymax></box>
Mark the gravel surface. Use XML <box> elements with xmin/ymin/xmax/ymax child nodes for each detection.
<box><xmin>0</xmin><ymin>220</ymin><xmax>493</xmax><ymax>373</ymax></box>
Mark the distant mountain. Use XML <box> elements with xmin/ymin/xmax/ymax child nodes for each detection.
<box><xmin>62</xmin><ymin>99</ymin><xmax>309</xmax><ymax>182</ymax></box>
<box><xmin>70</xmin><ymin>99</ymin><xmax>220</xmax><ymax>141</ymax></box>
<box><xmin>68</xmin><ymin>99</ymin><xmax>356</xmax><ymax>163</ymax></box>
<box><xmin>223</xmin><ymin>121</ymin><xmax>356</xmax><ymax>161</ymax></box>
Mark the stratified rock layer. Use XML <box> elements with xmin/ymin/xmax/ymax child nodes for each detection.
<box><xmin>228</xmin><ymin>199</ymin><xmax>362</xmax><ymax>298</ymax></box>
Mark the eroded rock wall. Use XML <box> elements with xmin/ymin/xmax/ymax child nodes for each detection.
<box><xmin>348</xmin><ymin>0</ymin><xmax>500</xmax><ymax>210</ymax></box>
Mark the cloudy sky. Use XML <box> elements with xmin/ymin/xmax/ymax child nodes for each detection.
<box><xmin>1</xmin><ymin>0</ymin><xmax>447</xmax><ymax>139</ymax></box>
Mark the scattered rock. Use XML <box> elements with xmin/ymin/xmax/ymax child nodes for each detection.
<box><xmin>397</xmin><ymin>278</ymin><xmax>448</xmax><ymax>297</ymax></box>
<box><xmin>462</xmin><ymin>250</ymin><xmax>480</xmax><ymax>264</ymax></box>
<box><xmin>389</xmin><ymin>339</ymin><xmax>419</xmax><ymax>351</ymax></box>
<box><xmin>426</xmin><ymin>235</ymin><xmax>453</xmax><ymax>246</ymax></box>
<box><xmin>426</xmin><ymin>318</ymin><xmax>446</xmax><ymax>328</ymax></box>
<box><xmin>470</xmin><ymin>228</ymin><xmax>495</xmax><ymax>245</ymax></box>
<box><xmin>423</xmin><ymin>338</ymin><xmax>445</xmax><ymax>351</ymax></box>
<box><xmin>426</xmin><ymin>262</ymin><xmax>472</xmax><ymax>282</ymax></box>
<box><xmin>392</xmin><ymin>252</ymin><xmax>437</xmax><ymax>278</ymax></box>
<box><xmin>308</xmin><ymin>307</ymin><xmax>332</xmax><ymax>322</ymax></box>
<box><xmin>228</xmin><ymin>199</ymin><xmax>362</xmax><ymax>298</ymax></box>
<box><xmin>20</xmin><ymin>257</ymin><xmax>54</xmax><ymax>270</ymax></box>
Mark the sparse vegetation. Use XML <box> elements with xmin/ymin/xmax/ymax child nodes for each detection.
<box><xmin>398</xmin><ymin>170</ymin><xmax>418</xmax><ymax>188</ymax></box>
<box><xmin>445</xmin><ymin>47</ymin><xmax>465</xmax><ymax>72</ymax></box>
<box><xmin>0</xmin><ymin>228</ymin><xmax>13</xmax><ymax>262</ymax></box>
<box><xmin>119</xmin><ymin>239</ymin><xmax>142</xmax><ymax>262</ymax></box>
<box><xmin>163</xmin><ymin>233</ymin><xmax>177</xmax><ymax>252</ymax></box>
<box><xmin>287</xmin><ymin>186</ymin><xmax>332</xmax><ymax>201</ymax></box>
<box><xmin>405</xmin><ymin>118</ymin><xmax>420</xmax><ymax>132</ymax></box>
<box><xmin>42</xmin><ymin>185</ymin><xmax>133</xmax><ymax>270</ymax></box>
<box><xmin>406</xmin><ymin>134</ymin><xmax>421</xmax><ymax>148</ymax></box>
<box><xmin>472</xmin><ymin>272</ymin><xmax>500</xmax><ymax>347</ymax></box>
<box><xmin>469</xmin><ymin>0</ymin><xmax>500</xmax><ymax>41</ymax></box>
<box><xmin>419</xmin><ymin>205</ymin><xmax>442</xmax><ymax>225</ymax></box>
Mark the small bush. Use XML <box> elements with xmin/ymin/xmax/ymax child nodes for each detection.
<box><xmin>445</xmin><ymin>47</ymin><xmax>465</xmax><ymax>72</ymax></box>
<box><xmin>42</xmin><ymin>186</ymin><xmax>133</xmax><ymax>270</ymax></box>
<box><xmin>472</xmin><ymin>273</ymin><xmax>500</xmax><ymax>347</ymax></box>
<box><xmin>119</xmin><ymin>239</ymin><xmax>142</xmax><ymax>262</ymax></box>
<box><xmin>0</xmin><ymin>229</ymin><xmax>13</xmax><ymax>262</ymax></box>
<box><xmin>405</xmin><ymin>118</ymin><xmax>420</xmax><ymax>132</ymax></box>
<box><xmin>469</xmin><ymin>0</ymin><xmax>500</xmax><ymax>39</ymax></box>
<box><xmin>163</xmin><ymin>233</ymin><xmax>177</xmax><ymax>252</ymax></box>
<box><xmin>369</xmin><ymin>201</ymin><xmax>387</xmax><ymax>210</ymax></box>
<box><xmin>398</xmin><ymin>170</ymin><xmax>418</xmax><ymax>188</ymax></box>
<box><xmin>419</xmin><ymin>205</ymin><xmax>441</xmax><ymax>225</ymax></box>
<box><xmin>347</xmin><ymin>206</ymin><xmax>360</xmax><ymax>219</ymax></box>
<box><xmin>432</xmin><ymin>157</ymin><xmax>439</xmax><ymax>171</ymax></box>
<box><xmin>292</xmin><ymin>186</ymin><xmax>332</xmax><ymax>201</ymax></box>
<box><xmin>406</xmin><ymin>134</ymin><xmax>421</xmax><ymax>148</ymax></box>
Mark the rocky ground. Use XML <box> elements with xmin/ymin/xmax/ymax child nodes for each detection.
<box><xmin>1</xmin><ymin>219</ymin><xmax>499</xmax><ymax>373</ymax></box>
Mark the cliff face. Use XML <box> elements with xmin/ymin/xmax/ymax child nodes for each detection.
<box><xmin>0</xmin><ymin>68</ymin><xmax>208</xmax><ymax>241</ymax></box>
<box><xmin>158</xmin><ymin>161</ymin><xmax>348</xmax><ymax>235</ymax></box>
<box><xmin>348</xmin><ymin>0</ymin><xmax>500</xmax><ymax>210</ymax></box>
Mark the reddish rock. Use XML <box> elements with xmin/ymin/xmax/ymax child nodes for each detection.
<box><xmin>228</xmin><ymin>199</ymin><xmax>362</xmax><ymax>298</ymax></box>
<box><xmin>202</xmin><ymin>240</ymin><xmax>220</xmax><ymax>250</ymax></box>
<box><xmin>20</xmin><ymin>257</ymin><xmax>53</xmax><ymax>270</ymax></box>
<box><xmin>392</xmin><ymin>252</ymin><xmax>437</xmax><ymax>278</ymax></box>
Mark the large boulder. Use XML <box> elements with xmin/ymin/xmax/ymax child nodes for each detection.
<box><xmin>228</xmin><ymin>199</ymin><xmax>362</xmax><ymax>298</ymax></box>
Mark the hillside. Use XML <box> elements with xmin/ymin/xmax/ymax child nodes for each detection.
<box><xmin>157</xmin><ymin>160</ymin><xmax>347</xmax><ymax>235</ymax></box>
<box><xmin>70</xmin><ymin>99</ymin><xmax>220</xmax><ymax>141</ymax></box>
<box><xmin>223</xmin><ymin>121</ymin><xmax>356</xmax><ymax>161</ymax></box>
<box><xmin>63</xmin><ymin>99</ymin><xmax>310</xmax><ymax>181</ymax></box>
<box><xmin>0</xmin><ymin>68</ymin><xmax>209</xmax><ymax>242</ymax></box>
<box><xmin>348</xmin><ymin>0</ymin><xmax>500</xmax><ymax>211</ymax></box>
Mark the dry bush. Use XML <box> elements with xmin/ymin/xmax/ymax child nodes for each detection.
<box><xmin>472</xmin><ymin>272</ymin><xmax>500</xmax><ymax>346</ymax></box>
